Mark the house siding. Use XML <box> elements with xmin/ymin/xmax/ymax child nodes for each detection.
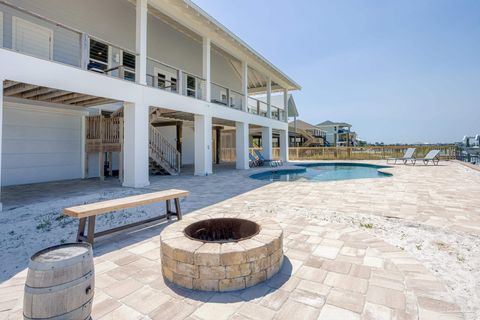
<box><xmin>1</xmin><ymin>104</ymin><xmax>83</xmax><ymax>186</ymax></box>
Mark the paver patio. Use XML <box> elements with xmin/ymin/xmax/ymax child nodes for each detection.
<box><xmin>1</xmin><ymin>161</ymin><xmax>479</xmax><ymax>319</ymax></box>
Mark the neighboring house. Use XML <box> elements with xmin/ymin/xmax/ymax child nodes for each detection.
<box><xmin>463</xmin><ymin>135</ymin><xmax>480</xmax><ymax>148</ymax></box>
<box><xmin>316</xmin><ymin>121</ymin><xmax>357</xmax><ymax>147</ymax></box>
<box><xmin>0</xmin><ymin>0</ymin><xmax>301</xmax><ymax>207</ymax></box>
<box><xmin>288</xmin><ymin>120</ymin><xmax>326</xmax><ymax>147</ymax></box>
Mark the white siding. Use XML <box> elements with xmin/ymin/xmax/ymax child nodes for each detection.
<box><xmin>3</xmin><ymin>0</ymin><xmax>241</xmax><ymax>91</ymax></box>
<box><xmin>0</xmin><ymin>11</ymin><xmax>3</xmax><ymax>46</ymax></box>
<box><xmin>1</xmin><ymin>104</ymin><xmax>83</xmax><ymax>186</ymax></box>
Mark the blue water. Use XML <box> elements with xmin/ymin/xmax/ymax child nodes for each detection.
<box><xmin>250</xmin><ymin>163</ymin><xmax>391</xmax><ymax>182</ymax></box>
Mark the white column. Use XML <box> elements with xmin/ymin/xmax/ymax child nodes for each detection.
<box><xmin>194</xmin><ymin>114</ymin><xmax>213</xmax><ymax>175</ymax></box>
<box><xmin>283</xmin><ymin>88</ymin><xmax>288</xmax><ymax>122</ymax></box>
<box><xmin>202</xmin><ymin>37</ymin><xmax>211</xmax><ymax>102</ymax></box>
<box><xmin>0</xmin><ymin>80</ymin><xmax>3</xmax><ymax>211</ymax></box>
<box><xmin>241</xmin><ymin>61</ymin><xmax>248</xmax><ymax>112</ymax></box>
<box><xmin>266</xmin><ymin>77</ymin><xmax>272</xmax><ymax>118</ymax></box>
<box><xmin>279</xmin><ymin>129</ymin><xmax>289</xmax><ymax>162</ymax></box>
<box><xmin>261</xmin><ymin>126</ymin><xmax>272</xmax><ymax>160</ymax></box>
<box><xmin>135</xmin><ymin>0</ymin><xmax>148</xmax><ymax>85</ymax></box>
<box><xmin>122</xmin><ymin>102</ymin><xmax>150</xmax><ymax>188</ymax></box>
<box><xmin>235</xmin><ymin>122</ymin><xmax>249</xmax><ymax>170</ymax></box>
<box><xmin>80</xmin><ymin>115</ymin><xmax>86</xmax><ymax>179</ymax></box>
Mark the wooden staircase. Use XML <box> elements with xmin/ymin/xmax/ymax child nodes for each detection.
<box><xmin>296</xmin><ymin>128</ymin><xmax>324</xmax><ymax>147</ymax></box>
<box><xmin>149</xmin><ymin>125</ymin><xmax>181</xmax><ymax>175</ymax></box>
<box><xmin>85</xmin><ymin>113</ymin><xmax>181</xmax><ymax>177</ymax></box>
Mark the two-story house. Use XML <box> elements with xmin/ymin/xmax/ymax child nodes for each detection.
<box><xmin>316</xmin><ymin>120</ymin><xmax>357</xmax><ymax>147</ymax></box>
<box><xmin>0</xmin><ymin>0</ymin><xmax>301</xmax><ymax>208</ymax></box>
<box><xmin>288</xmin><ymin>119</ymin><xmax>326</xmax><ymax>147</ymax></box>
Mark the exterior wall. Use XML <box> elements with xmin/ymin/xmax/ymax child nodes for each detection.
<box><xmin>156</xmin><ymin>125</ymin><xmax>195</xmax><ymax>165</ymax></box>
<box><xmin>2</xmin><ymin>1</ymin><xmax>241</xmax><ymax>91</ymax></box>
<box><xmin>1</xmin><ymin>101</ymin><xmax>83</xmax><ymax>186</ymax></box>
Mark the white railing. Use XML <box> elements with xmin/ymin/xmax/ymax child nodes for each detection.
<box><xmin>149</xmin><ymin>125</ymin><xmax>181</xmax><ymax>174</ymax></box>
<box><xmin>0</xmin><ymin>1</ymin><xmax>287</xmax><ymax>122</ymax></box>
<box><xmin>247</xmin><ymin>97</ymin><xmax>268</xmax><ymax>117</ymax></box>
<box><xmin>210</xmin><ymin>82</ymin><xmax>243</xmax><ymax>110</ymax></box>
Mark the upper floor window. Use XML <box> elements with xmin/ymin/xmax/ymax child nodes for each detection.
<box><xmin>122</xmin><ymin>51</ymin><xmax>136</xmax><ymax>82</ymax></box>
<box><xmin>88</xmin><ymin>39</ymin><xmax>108</xmax><ymax>72</ymax></box>
<box><xmin>186</xmin><ymin>75</ymin><xmax>196</xmax><ymax>97</ymax></box>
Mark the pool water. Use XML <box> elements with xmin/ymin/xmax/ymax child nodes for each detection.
<box><xmin>250</xmin><ymin>163</ymin><xmax>391</xmax><ymax>182</ymax></box>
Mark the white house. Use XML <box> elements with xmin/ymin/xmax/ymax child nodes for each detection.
<box><xmin>0</xmin><ymin>0</ymin><xmax>301</xmax><ymax>208</ymax></box>
<box><xmin>316</xmin><ymin>121</ymin><xmax>357</xmax><ymax>147</ymax></box>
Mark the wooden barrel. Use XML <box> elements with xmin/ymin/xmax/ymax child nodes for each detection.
<box><xmin>23</xmin><ymin>243</ymin><xmax>94</xmax><ymax>320</ymax></box>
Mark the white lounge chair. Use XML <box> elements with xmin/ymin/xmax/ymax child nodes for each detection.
<box><xmin>412</xmin><ymin>150</ymin><xmax>440</xmax><ymax>166</ymax></box>
<box><xmin>387</xmin><ymin>148</ymin><xmax>416</xmax><ymax>164</ymax></box>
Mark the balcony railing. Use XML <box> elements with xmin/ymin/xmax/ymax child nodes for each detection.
<box><xmin>271</xmin><ymin>105</ymin><xmax>286</xmax><ymax>121</ymax></box>
<box><xmin>0</xmin><ymin>2</ymin><xmax>286</xmax><ymax>121</ymax></box>
<box><xmin>210</xmin><ymin>82</ymin><xmax>243</xmax><ymax>110</ymax></box>
<box><xmin>247</xmin><ymin>97</ymin><xmax>268</xmax><ymax>117</ymax></box>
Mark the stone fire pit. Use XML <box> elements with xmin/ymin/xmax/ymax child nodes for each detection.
<box><xmin>160</xmin><ymin>215</ymin><xmax>283</xmax><ymax>291</ymax></box>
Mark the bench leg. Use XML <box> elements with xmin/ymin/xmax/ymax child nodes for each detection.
<box><xmin>77</xmin><ymin>218</ymin><xmax>87</xmax><ymax>242</ymax></box>
<box><xmin>166</xmin><ymin>199</ymin><xmax>172</xmax><ymax>220</ymax></box>
<box><xmin>174</xmin><ymin>198</ymin><xmax>182</xmax><ymax>220</ymax></box>
<box><xmin>87</xmin><ymin>216</ymin><xmax>96</xmax><ymax>245</ymax></box>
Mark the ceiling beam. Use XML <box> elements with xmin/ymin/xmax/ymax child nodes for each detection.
<box><xmin>4</xmin><ymin>84</ymin><xmax>38</xmax><ymax>96</ymax></box>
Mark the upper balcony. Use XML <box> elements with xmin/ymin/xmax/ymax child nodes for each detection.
<box><xmin>0</xmin><ymin>0</ymin><xmax>299</xmax><ymax>123</ymax></box>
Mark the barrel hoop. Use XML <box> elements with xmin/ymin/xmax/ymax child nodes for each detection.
<box><xmin>29</xmin><ymin>252</ymin><xmax>93</xmax><ymax>271</ymax></box>
<box><xmin>23</xmin><ymin>297</ymin><xmax>93</xmax><ymax>320</ymax></box>
<box><xmin>24</xmin><ymin>271</ymin><xmax>93</xmax><ymax>294</ymax></box>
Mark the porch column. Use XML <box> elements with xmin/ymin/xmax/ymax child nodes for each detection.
<box><xmin>283</xmin><ymin>88</ymin><xmax>288</xmax><ymax>122</ymax></box>
<box><xmin>241</xmin><ymin>61</ymin><xmax>248</xmax><ymax>111</ymax></box>
<box><xmin>122</xmin><ymin>102</ymin><xmax>150</xmax><ymax>188</ymax></box>
<box><xmin>236</xmin><ymin>122</ymin><xmax>249</xmax><ymax>170</ymax></box>
<box><xmin>194</xmin><ymin>114</ymin><xmax>213</xmax><ymax>176</ymax></box>
<box><xmin>280</xmin><ymin>129</ymin><xmax>289</xmax><ymax>162</ymax></box>
<box><xmin>135</xmin><ymin>0</ymin><xmax>148</xmax><ymax>85</ymax></box>
<box><xmin>266</xmin><ymin>77</ymin><xmax>272</xmax><ymax>118</ymax></box>
<box><xmin>261</xmin><ymin>126</ymin><xmax>272</xmax><ymax>160</ymax></box>
<box><xmin>202</xmin><ymin>37</ymin><xmax>211</xmax><ymax>102</ymax></box>
<box><xmin>0</xmin><ymin>80</ymin><xmax>3</xmax><ymax>211</ymax></box>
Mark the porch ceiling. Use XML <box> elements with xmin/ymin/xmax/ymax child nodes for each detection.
<box><xmin>2</xmin><ymin>81</ymin><xmax>118</xmax><ymax>107</ymax></box>
<box><xmin>148</xmin><ymin>0</ymin><xmax>301</xmax><ymax>91</ymax></box>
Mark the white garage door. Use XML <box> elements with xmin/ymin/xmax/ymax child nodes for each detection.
<box><xmin>1</xmin><ymin>105</ymin><xmax>83</xmax><ymax>186</ymax></box>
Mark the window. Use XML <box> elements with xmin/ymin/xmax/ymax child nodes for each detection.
<box><xmin>88</xmin><ymin>39</ymin><xmax>108</xmax><ymax>72</ymax></box>
<box><xmin>186</xmin><ymin>75</ymin><xmax>196</xmax><ymax>97</ymax></box>
<box><xmin>155</xmin><ymin>71</ymin><xmax>177</xmax><ymax>92</ymax></box>
<box><xmin>122</xmin><ymin>51</ymin><xmax>136</xmax><ymax>82</ymax></box>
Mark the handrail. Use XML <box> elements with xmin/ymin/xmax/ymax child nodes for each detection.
<box><xmin>149</xmin><ymin>125</ymin><xmax>181</xmax><ymax>173</ymax></box>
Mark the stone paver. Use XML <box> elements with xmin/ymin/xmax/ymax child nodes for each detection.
<box><xmin>0</xmin><ymin>161</ymin><xmax>472</xmax><ymax>319</ymax></box>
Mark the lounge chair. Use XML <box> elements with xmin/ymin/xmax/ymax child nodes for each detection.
<box><xmin>249</xmin><ymin>153</ymin><xmax>260</xmax><ymax>167</ymax></box>
<box><xmin>387</xmin><ymin>148</ymin><xmax>416</xmax><ymax>165</ymax></box>
<box><xmin>254</xmin><ymin>150</ymin><xmax>282</xmax><ymax>167</ymax></box>
<box><xmin>412</xmin><ymin>150</ymin><xmax>440</xmax><ymax>166</ymax></box>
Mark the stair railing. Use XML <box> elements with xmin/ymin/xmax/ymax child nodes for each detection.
<box><xmin>149</xmin><ymin>125</ymin><xmax>181</xmax><ymax>173</ymax></box>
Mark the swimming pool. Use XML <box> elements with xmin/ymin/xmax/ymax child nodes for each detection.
<box><xmin>250</xmin><ymin>163</ymin><xmax>391</xmax><ymax>182</ymax></box>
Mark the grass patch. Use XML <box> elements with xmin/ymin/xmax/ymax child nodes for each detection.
<box><xmin>360</xmin><ymin>222</ymin><xmax>374</xmax><ymax>229</ymax></box>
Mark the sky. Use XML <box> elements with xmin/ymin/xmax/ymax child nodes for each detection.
<box><xmin>193</xmin><ymin>0</ymin><xmax>480</xmax><ymax>144</ymax></box>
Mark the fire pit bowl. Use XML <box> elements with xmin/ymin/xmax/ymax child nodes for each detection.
<box><xmin>160</xmin><ymin>215</ymin><xmax>283</xmax><ymax>291</ymax></box>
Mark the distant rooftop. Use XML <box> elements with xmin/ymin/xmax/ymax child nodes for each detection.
<box><xmin>317</xmin><ymin>120</ymin><xmax>352</xmax><ymax>127</ymax></box>
<box><xmin>288</xmin><ymin>119</ymin><xmax>320</xmax><ymax>131</ymax></box>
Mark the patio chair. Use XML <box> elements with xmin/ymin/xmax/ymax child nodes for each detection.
<box><xmin>254</xmin><ymin>150</ymin><xmax>282</xmax><ymax>167</ymax></box>
<box><xmin>386</xmin><ymin>148</ymin><xmax>416</xmax><ymax>165</ymax></box>
<box><xmin>249</xmin><ymin>153</ymin><xmax>260</xmax><ymax>167</ymax></box>
<box><xmin>412</xmin><ymin>150</ymin><xmax>441</xmax><ymax>166</ymax></box>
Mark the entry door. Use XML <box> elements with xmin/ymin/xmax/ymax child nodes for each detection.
<box><xmin>154</xmin><ymin>67</ymin><xmax>177</xmax><ymax>92</ymax></box>
<box><xmin>13</xmin><ymin>17</ymin><xmax>53</xmax><ymax>60</ymax></box>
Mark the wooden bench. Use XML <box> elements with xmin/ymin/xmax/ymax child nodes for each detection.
<box><xmin>64</xmin><ymin>189</ymin><xmax>189</xmax><ymax>245</ymax></box>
